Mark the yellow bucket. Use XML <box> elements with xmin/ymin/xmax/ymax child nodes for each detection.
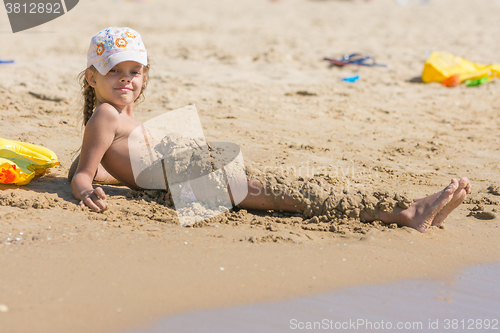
<box><xmin>422</xmin><ymin>51</ymin><xmax>500</xmax><ymax>83</ymax></box>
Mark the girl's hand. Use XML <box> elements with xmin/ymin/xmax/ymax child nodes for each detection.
<box><xmin>80</xmin><ymin>187</ymin><xmax>107</xmax><ymax>212</ymax></box>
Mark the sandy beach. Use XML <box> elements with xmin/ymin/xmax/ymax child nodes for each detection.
<box><xmin>1</xmin><ymin>0</ymin><xmax>500</xmax><ymax>332</ymax></box>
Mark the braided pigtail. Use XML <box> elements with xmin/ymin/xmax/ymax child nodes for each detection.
<box><xmin>82</xmin><ymin>80</ymin><xmax>96</xmax><ymax>126</ymax></box>
<box><xmin>77</xmin><ymin>68</ymin><xmax>96</xmax><ymax>126</ymax></box>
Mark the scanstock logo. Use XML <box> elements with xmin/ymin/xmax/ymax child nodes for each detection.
<box><xmin>3</xmin><ymin>0</ymin><xmax>79</xmax><ymax>33</ymax></box>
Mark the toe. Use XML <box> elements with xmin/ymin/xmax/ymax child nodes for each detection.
<box><xmin>445</xmin><ymin>178</ymin><xmax>459</xmax><ymax>195</ymax></box>
<box><xmin>459</xmin><ymin>189</ymin><xmax>467</xmax><ymax>202</ymax></box>
<box><xmin>457</xmin><ymin>177</ymin><xmax>468</xmax><ymax>191</ymax></box>
<box><xmin>418</xmin><ymin>220</ymin><xmax>432</xmax><ymax>233</ymax></box>
<box><xmin>460</xmin><ymin>177</ymin><xmax>471</xmax><ymax>193</ymax></box>
<box><xmin>465</xmin><ymin>182</ymin><xmax>472</xmax><ymax>194</ymax></box>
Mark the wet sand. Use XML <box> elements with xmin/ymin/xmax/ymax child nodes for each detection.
<box><xmin>127</xmin><ymin>263</ymin><xmax>500</xmax><ymax>333</ymax></box>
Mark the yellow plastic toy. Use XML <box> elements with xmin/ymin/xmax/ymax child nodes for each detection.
<box><xmin>0</xmin><ymin>138</ymin><xmax>59</xmax><ymax>185</ymax></box>
<box><xmin>422</xmin><ymin>51</ymin><xmax>500</xmax><ymax>84</ymax></box>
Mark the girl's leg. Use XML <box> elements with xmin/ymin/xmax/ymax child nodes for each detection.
<box><xmin>237</xmin><ymin>176</ymin><xmax>470</xmax><ymax>233</ymax></box>
<box><xmin>237</xmin><ymin>178</ymin><xmax>300</xmax><ymax>212</ymax></box>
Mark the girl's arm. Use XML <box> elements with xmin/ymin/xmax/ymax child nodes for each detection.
<box><xmin>71</xmin><ymin>104</ymin><xmax>120</xmax><ymax>212</ymax></box>
<box><xmin>69</xmin><ymin>155</ymin><xmax>122</xmax><ymax>185</ymax></box>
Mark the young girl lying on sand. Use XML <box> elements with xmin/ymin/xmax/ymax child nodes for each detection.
<box><xmin>69</xmin><ymin>27</ymin><xmax>471</xmax><ymax>233</ymax></box>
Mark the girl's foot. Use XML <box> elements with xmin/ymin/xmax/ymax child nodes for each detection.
<box><xmin>365</xmin><ymin>179</ymin><xmax>463</xmax><ymax>233</ymax></box>
<box><xmin>431</xmin><ymin>177</ymin><xmax>470</xmax><ymax>227</ymax></box>
<box><xmin>396</xmin><ymin>178</ymin><xmax>460</xmax><ymax>232</ymax></box>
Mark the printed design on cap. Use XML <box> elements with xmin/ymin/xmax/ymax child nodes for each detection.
<box><xmin>87</xmin><ymin>27</ymin><xmax>148</xmax><ymax>74</ymax></box>
<box><xmin>125</xmin><ymin>31</ymin><xmax>136</xmax><ymax>39</ymax></box>
<box><xmin>116</xmin><ymin>38</ymin><xmax>128</xmax><ymax>48</ymax></box>
<box><xmin>102</xmin><ymin>57</ymin><xmax>110</xmax><ymax>67</ymax></box>
<box><xmin>105</xmin><ymin>39</ymin><xmax>114</xmax><ymax>50</ymax></box>
<box><xmin>96</xmin><ymin>43</ymin><xmax>105</xmax><ymax>56</ymax></box>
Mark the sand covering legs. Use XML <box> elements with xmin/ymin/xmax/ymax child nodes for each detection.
<box><xmin>244</xmin><ymin>166</ymin><xmax>413</xmax><ymax>222</ymax></box>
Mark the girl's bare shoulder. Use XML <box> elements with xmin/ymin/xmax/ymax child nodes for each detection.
<box><xmin>84</xmin><ymin>103</ymin><xmax>122</xmax><ymax>139</ymax></box>
<box><xmin>86</xmin><ymin>104</ymin><xmax>125</xmax><ymax>134</ymax></box>
<box><xmin>89</xmin><ymin>103</ymin><xmax>121</xmax><ymax>122</ymax></box>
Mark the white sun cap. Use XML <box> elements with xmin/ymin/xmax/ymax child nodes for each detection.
<box><xmin>87</xmin><ymin>27</ymin><xmax>148</xmax><ymax>75</ymax></box>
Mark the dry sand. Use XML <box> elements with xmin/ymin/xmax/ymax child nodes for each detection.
<box><xmin>1</xmin><ymin>0</ymin><xmax>500</xmax><ymax>332</ymax></box>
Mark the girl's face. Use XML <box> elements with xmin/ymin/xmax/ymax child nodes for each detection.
<box><xmin>87</xmin><ymin>61</ymin><xmax>145</xmax><ymax>109</ymax></box>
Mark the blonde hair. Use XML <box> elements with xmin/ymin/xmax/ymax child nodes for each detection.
<box><xmin>77</xmin><ymin>60</ymin><xmax>151</xmax><ymax>126</ymax></box>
